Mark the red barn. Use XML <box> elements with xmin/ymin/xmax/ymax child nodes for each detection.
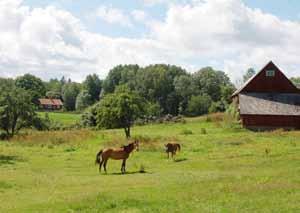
<box><xmin>39</xmin><ymin>98</ymin><xmax>63</xmax><ymax>110</ymax></box>
<box><xmin>232</xmin><ymin>61</ymin><xmax>300</xmax><ymax>130</ymax></box>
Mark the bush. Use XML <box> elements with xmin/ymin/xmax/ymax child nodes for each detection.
<box><xmin>0</xmin><ymin>132</ymin><xmax>9</xmax><ymax>140</ymax></box>
<box><xmin>209</xmin><ymin>101</ymin><xmax>227</xmax><ymax>113</ymax></box>
<box><xmin>80</xmin><ymin>103</ymin><xmax>99</xmax><ymax>128</ymax></box>
<box><xmin>200</xmin><ymin>128</ymin><xmax>207</xmax><ymax>134</ymax></box>
<box><xmin>187</xmin><ymin>94</ymin><xmax>212</xmax><ymax>116</ymax></box>
<box><xmin>181</xmin><ymin>129</ymin><xmax>193</xmax><ymax>135</ymax></box>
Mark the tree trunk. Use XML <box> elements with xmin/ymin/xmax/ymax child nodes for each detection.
<box><xmin>124</xmin><ymin>126</ymin><xmax>131</xmax><ymax>138</ymax></box>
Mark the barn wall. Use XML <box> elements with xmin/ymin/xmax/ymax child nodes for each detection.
<box><xmin>242</xmin><ymin>62</ymin><xmax>300</xmax><ymax>93</ymax></box>
<box><xmin>241</xmin><ymin>115</ymin><xmax>300</xmax><ymax>129</ymax></box>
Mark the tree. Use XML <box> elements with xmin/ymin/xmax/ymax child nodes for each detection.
<box><xmin>290</xmin><ymin>77</ymin><xmax>300</xmax><ymax>88</ymax></box>
<box><xmin>83</xmin><ymin>74</ymin><xmax>102</xmax><ymax>103</ymax></box>
<box><xmin>75</xmin><ymin>90</ymin><xmax>93</xmax><ymax>111</ymax></box>
<box><xmin>103</xmin><ymin>65</ymin><xmax>139</xmax><ymax>93</ymax></box>
<box><xmin>46</xmin><ymin>91</ymin><xmax>62</xmax><ymax>99</ymax></box>
<box><xmin>15</xmin><ymin>74</ymin><xmax>46</xmax><ymax>105</ymax></box>
<box><xmin>187</xmin><ymin>94</ymin><xmax>212</xmax><ymax>116</ymax></box>
<box><xmin>96</xmin><ymin>86</ymin><xmax>144</xmax><ymax>138</ymax></box>
<box><xmin>62</xmin><ymin>83</ymin><xmax>80</xmax><ymax>111</ymax></box>
<box><xmin>193</xmin><ymin>67</ymin><xmax>232</xmax><ymax>102</ymax></box>
<box><xmin>243</xmin><ymin>68</ymin><xmax>256</xmax><ymax>83</ymax></box>
<box><xmin>174</xmin><ymin>75</ymin><xmax>196</xmax><ymax>114</ymax></box>
<box><xmin>0</xmin><ymin>87</ymin><xmax>37</xmax><ymax>137</ymax></box>
<box><xmin>135</xmin><ymin>64</ymin><xmax>187</xmax><ymax>115</ymax></box>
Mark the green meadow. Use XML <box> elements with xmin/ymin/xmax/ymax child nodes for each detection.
<box><xmin>0</xmin><ymin>115</ymin><xmax>300</xmax><ymax>212</ymax></box>
<box><xmin>38</xmin><ymin>112</ymin><xmax>81</xmax><ymax>125</ymax></box>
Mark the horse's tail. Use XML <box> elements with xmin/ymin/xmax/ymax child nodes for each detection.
<box><xmin>95</xmin><ymin>150</ymin><xmax>103</xmax><ymax>165</ymax></box>
<box><xmin>177</xmin><ymin>144</ymin><xmax>181</xmax><ymax>152</ymax></box>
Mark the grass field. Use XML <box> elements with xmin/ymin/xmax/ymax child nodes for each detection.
<box><xmin>38</xmin><ymin>112</ymin><xmax>81</xmax><ymax>125</ymax></box>
<box><xmin>0</xmin><ymin>116</ymin><xmax>300</xmax><ymax>212</ymax></box>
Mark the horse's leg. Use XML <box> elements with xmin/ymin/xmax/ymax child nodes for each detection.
<box><xmin>123</xmin><ymin>159</ymin><xmax>127</xmax><ymax>174</ymax></box>
<box><xmin>103</xmin><ymin>159</ymin><xmax>108</xmax><ymax>173</ymax></box>
<box><xmin>99</xmin><ymin>159</ymin><xmax>104</xmax><ymax>172</ymax></box>
<box><xmin>121</xmin><ymin>159</ymin><xmax>126</xmax><ymax>174</ymax></box>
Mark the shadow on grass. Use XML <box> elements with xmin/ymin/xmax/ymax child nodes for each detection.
<box><xmin>103</xmin><ymin>171</ymin><xmax>152</xmax><ymax>176</ymax></box>
<box><xmin>0</xmin><ymin>155</ymin><xmax>25</xmax><ymax>166</ymax></box>
<box><xmin>173</xmin><ymin>158</ymin><xmax>188</xmax><ymax>163</ymax></box>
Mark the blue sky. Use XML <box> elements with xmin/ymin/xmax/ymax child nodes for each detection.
<box><xmin>23</xmin><ymin>0</ymin><xmax>300</xmax><ymax>37</ymax></box>
<box><xmin>1</xmin><ymin>0</ymin><xmax>300</xmax><ymax>82</ymax></box>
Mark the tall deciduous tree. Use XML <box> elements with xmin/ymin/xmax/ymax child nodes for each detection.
<box><xmin>243</xmin><ymin>68</ymin><xmax>256</xmax><ymax>83</ymax></box>
<box><xmin>290</xmin><ymin>77</ymin><xmax>300</xmax><ymax>88</ymax></box>
<box><xmin>15</xmin><ymin>74</ymin><xmax>46</xmax><ymax>105</ymax></box>
<box><xmin>83</xmin><ymin>74</ymin><xmax>102</xmax><ymax>103</ymax></box>
<box><xmin>0</xmin><ymin>87</ymin><xmax>36</xmax><ymax>137</ymax></box>
<box><xmin>62</xmin><ymin>82</ymin><xmax>80</xmax><ymax>111</ymax></box>
<box><xmin>96</xmin><ymin>86</ymin><xmax>144</xmax><ymax>138</ymax></box>
<box><xmin>75</xmin><ymin>90</ymin><xmax>93</xmax><ymax>111</ymax></box>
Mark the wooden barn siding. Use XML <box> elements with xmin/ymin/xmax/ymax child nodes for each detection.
<box><xmin>242</xmin><ymin>63</ymin><xmax>300</xmax><ymax>93</ymax></box>
<box><xmin>241</xmin><ymin>115</ymin><xmax>300</xmax><ymax>129</ymax></box>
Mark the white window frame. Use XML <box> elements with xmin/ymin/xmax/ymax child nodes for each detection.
<box><xmin>266</xmin><ymin>70</ymin><xmax>275</xmax><ymax>77</ymax></box>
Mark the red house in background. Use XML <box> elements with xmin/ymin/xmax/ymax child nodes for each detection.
<box><xmin>232</xmin><ymin>61</ymin><xmax>300</xmax><ymax>130</ymax></box>
<box><xmin>39</xmin><ymin>99</ymin><xmax>63</xmax><ymax>110</ymax></box>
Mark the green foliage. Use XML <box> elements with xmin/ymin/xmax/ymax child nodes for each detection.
<box><xmin>83</xmin><ymin>74</ymin><xmax>102</xmax><ymax>103</ymax></box>
<box><xmin>46</xmin><ymin>91</ymin><xmax>61</xmax><ymax>99</ymax></box>
<box><xmin>96</xmin><ymin>86</ymin><xmax>144</xmax><ymax>138</ymax></box>
<box><xmin>80</xmin><ymin>103</ymin><xmax>99</xmax><ymax>128</ymax></box>
<box><xmin>243</xmin><ymin>68</ymin><xmax>256</xmax><ymax>83</ymax></box>
<box><xmin>75</xmin><ymin>90</ymin><xmax>93</xmax><ymax>111</ymax></box>
<box><xmin>62</xmin><ymin>82</ymin><xmax>80</xmax><ymax>111</ymax></box>
<box><xmin>0</xmin><ymin>87</ymin><xmax>37</xmax><ymax>136</ymax></box>
<box><xmin>15</xmin><ymin>74</ymin><xmax>46</xmax><ymax>105</ymax></box>
<box><xmin>103</xmin><ymin>64</ymin><xmax>139</xmax><ymax>93</ymax></box>
<box><xmin>135</xmin><ymin>64</ymin><xmax>186</xmax><ymax>115</ymax></box>
<box><xmin>181</xmin><ymin>129</ymin><xmax>193</xmax><ymax>135</ymax></box>
<box><xmin>290</xmin><ymin>77</ymin><xmax>300</xmax><ymax>88</ymax></box>
<box><xmin>209</xmin><ymin>101</ymin><xmax>227</xmax><ymax>113</ymax></box>
<box><xmin>187</xmin><ymin>94</ymin><xmax>212</xmax><ymax>116</ymax></box>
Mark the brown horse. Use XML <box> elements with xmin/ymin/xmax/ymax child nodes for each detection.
<box><xmin>95</xmin><ymin>140</ymin><xmax>139</xmax><ymax>174</ymax></box>
<box><xmin>165</xmin><ymin>143</ymin><xmax>181</xmax><ymax>159</ymax></box>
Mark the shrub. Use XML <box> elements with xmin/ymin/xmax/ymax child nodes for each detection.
<box><xmin>200</xmin><ymin>128</ymin><xmax>207</xmax><ymax>134</ymax></box>
<box><xmin>181</xmin><ymin>129</ymin><xmax>193</xmax><ymax>135</ymax></box>
<box><xmin>187</xmin><ymin>94</ymin><xmax>212</xmax><ymax>116</ymax></box>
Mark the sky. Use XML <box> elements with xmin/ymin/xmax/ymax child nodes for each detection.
<box><xmin>1</xmin><ymin>0</ymin><xmax>300</xmax><ymax>83</ymax></box>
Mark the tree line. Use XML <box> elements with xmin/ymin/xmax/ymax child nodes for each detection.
<box><xmin>5</xmin><ymin>64</ymin><xmax>299</xmax><ymax>138</ymax></box>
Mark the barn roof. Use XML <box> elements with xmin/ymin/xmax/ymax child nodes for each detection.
<box><xmin>232</xmin><ymin>61</ymin><xmax>299</xmax><ymax>97</ymax></box>
<box><xmin>39</xmin><ymin>99</ymin><xmax>63</xmax><ymax>106</ymax></box>
<box><xmin>239</xmin><ymin>93</ymin><xmax>300</xmax><ymax>116</ymax></box>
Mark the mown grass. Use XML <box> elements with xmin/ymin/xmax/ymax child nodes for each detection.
<box><xmin>0</xmin><ymin>116</ymin><xmax>300</xmax><ymax>212</ymax></box>
<box><xmin>37</xmin><ymin>111</ymin><xmax>81</xmax><ymax>125</ymax></box>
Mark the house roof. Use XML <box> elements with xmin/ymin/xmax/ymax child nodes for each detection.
<box><xmin>239</xmin><ymin>93</ymin><xmax>300</xmax><ymax>116</ymax></box>
<box><xmin>232</xmin><ymin>61</ymin><xmax>299</xmax><ymax>97</ymax></box>
<box><xmin>39</xmin><ymin>99</ymin><xmax>63</xmax><ymax>106</ymax></box>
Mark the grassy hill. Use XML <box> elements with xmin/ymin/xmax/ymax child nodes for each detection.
<box><xmin>38</xmin><ymin>112</ymin><xmax>81</xmax><ymax>125</ymax></box>
<box><xmin>0</xmin><ymin>116</ymin><xmax>299</xmax><ymax>212</ymax></box>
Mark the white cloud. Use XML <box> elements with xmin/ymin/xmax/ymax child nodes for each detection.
<box><xmin>131</xmin><ymin>10</ymin><xmax>148</xmax><ymax>22</ymax></box>
<box><xmin>1</xmin><ymin>0</ymin><xmax>300</xmax><ymax>83</ymax></box>
<box><xmin>95</xmin><ymin>5</ymin><xmax>132</xmax><ymax>27</ymax></box>
<box><xmin>151</xmin><ymin>0</ymin><xmax>300</xmax><ymax>80</ymax></box>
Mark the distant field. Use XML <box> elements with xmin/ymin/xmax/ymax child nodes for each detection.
<box><xmin>0</xmin><ymin>116</ymin><xmax>300</xmax><ymax>212</ymax></box>
<box><xmin>38</xmin><ymin>111</ymin><xmax>81</xmax><ymax>125</ymax></box>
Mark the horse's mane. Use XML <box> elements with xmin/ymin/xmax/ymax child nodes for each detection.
<box><xmin>120</xmin><ymin>142</ymin><xmax>134</xmax><ymax>153</ymax></box>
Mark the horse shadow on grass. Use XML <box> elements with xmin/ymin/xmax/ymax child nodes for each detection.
<box><xmin>0</xmin><ymin>155</ymin><xmax>25</xmax><ymax>166</ymax></box>
<box><xmin>173</xmin><ymin>157</ymin><xmax>188</xmax><ymax>163</ymax></box>
<box><xmin>105</xmin><ymin>171</ymin><xmax>152</xmax><ymax>176</ymax></box>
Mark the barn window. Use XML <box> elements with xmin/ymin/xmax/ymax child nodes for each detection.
<box><xmin>266</xmin><ymin>70</ymin><xmax>275</xmax><ymax>77</ymax></box>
